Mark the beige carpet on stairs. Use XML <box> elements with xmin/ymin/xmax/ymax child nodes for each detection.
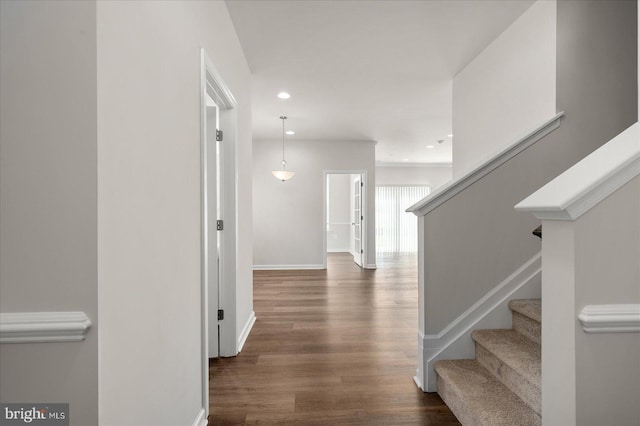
<box><xmin>434</xmin><ymin>299</ymin><xmax>542</xmax><ymax>426</ymax></box>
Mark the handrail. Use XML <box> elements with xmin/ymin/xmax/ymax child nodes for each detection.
<box><xmin>406</xmin><ymin>112</ymin><xmax>565</xmax><ymax>216</ymax></box>
<box><xmin>515</xmin><ymin>122</ymin><xmax>639</xmax><ymax>220</ymax></box>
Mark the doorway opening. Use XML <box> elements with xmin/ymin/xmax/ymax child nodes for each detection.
<box><xmin>200</xmin><ymin>48</ymin><xmax>239</xmax><ymax>420</ymax></box>
<box><xmin>323</xmin><ymin>171</ymin><xmax>368</xmax><ymax>269</ymax></box>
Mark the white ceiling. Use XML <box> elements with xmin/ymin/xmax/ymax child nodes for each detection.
<box><xmin>226</xmin><ymin>0</ymin><xmax>534</xmax><ymax>166</ymax></box>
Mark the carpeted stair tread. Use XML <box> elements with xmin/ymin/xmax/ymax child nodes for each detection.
<box><xmin>435</xmin><ymin>359</ymin><xmax>541</xmax><ymax>426</ymax></box>
<box><xmin>472</xmin><ymin>329</ymin><xmax>541</xmax><ymax>414</ymax></box>
<box><xmin>508</xmin><ymin>299</ymin><xmax>541</xmax><ymax>323</ymax></box>
<box><xmin>472</xmin><ymin>329</ymin><xmax>541</xmax><ymax>389</ymax></box>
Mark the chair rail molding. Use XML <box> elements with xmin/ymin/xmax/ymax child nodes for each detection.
<box><xmin>578</xmin><ymin>304</ymin><xmax>640</xmax><ymax>333</ymax></box>
<box><xmin>516</xmin><ymin>122</ymin><xmax>639</xmax><ymax>220</ymax></box>
<box><xmin>407</xmin><ymin>112</ymin><xmax>565</xmax><ymax>217</ymax></box>
<box><xmin>0</xmin><ymin>311</ymin><xmax>91</xmax><ymax>343</ymax></box>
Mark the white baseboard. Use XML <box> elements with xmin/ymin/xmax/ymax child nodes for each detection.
<box><xmin>364</xmin><ymin>264</ymin><xmax>377</xmax><ymax>270</ymax></box>
<box><xmin>0</xmin><ymin>311</ymin><xmax>92</xmax><ymax>343</ymax></box>
<box><xmin>237</xmin><ymin>311</ymin><xmax>256</xmax><ymax>352</ymax></box>
<box><xmin>253</xmin><ymin>264</ymin><xmax>325</xmax><ymax>270</ymax></box>
<box><xmin>413</xmin><ymin>371</ymin><xmax>423</xmax><ymax>390</ymax></box>
<box><xmin>327</xmin><ymin>249</ymin><xmax>350</xmax><ymax>253</ymax></box>
<box><xmin>191</xmin><ymin>408</ymin><xmax>207</xmax><ymax>426</ymax></box>
<box><xmin>419</xmin><ymin>252</ymin><xmax>542</xmax><ymax>392</ymax></box>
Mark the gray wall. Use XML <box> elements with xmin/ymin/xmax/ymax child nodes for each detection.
<box><xmin>452</xmin><ymin>0</ymin><xmax>556</xmax><ymax>178</ymax></box>
<box><xmin>574</xmin><ymin>176</ymin><xmax>640</xmax><ymax>425</ymax></box>
<box><xmin>96</xmin><ymin>1</ymin><xmax>252</xmax><ymax>424</ymax></box>
<box><xmin>422</xmin><ymin>0</ymin><xmax>637</xmax><ymax>334</ymax></box>
<box><xmin>1</xmin><ymin>1</ymin><xmax>254</xmax><ymax>425</ymax></box>
<box><xmin>376</xmin><ymin>165</ymin><xmax>452</xmax><ymax>189</ymax></box>
<box><xmin>253</xmin><ymin>139</ymin><xmax>376</xmax><ymax>268</ymax></box>
<box><xmin>0</xmin><ymin>1</ymin><xmax>98</xmax><ymax>425</ymax></box>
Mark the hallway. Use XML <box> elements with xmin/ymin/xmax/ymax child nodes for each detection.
<box><xmin>209</xmin><ymin>253</ymin><xmax>460</xmax><ymax>424</ymax></box>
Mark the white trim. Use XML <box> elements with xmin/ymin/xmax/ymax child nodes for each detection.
<box><xmin>412</xmin><ymin>373</ymin><xmax>423</xmax><ymax>390</ymax></box>
<box><xmin>253</xmin><ymin>264</ymin><xmax>325</xmax><ymax>270</ymax></box>
<box><xmin>327</xmin><ymin>249</ymin><xmax>350</xmax><ymax>253</ymax></box>
<box><xmin>199</xmin><ymin>48</ymin><xmax>211</xmax><ymax>419</ymax></box>
<box><xmin>0</xmin><ymin>312</ymin><xmax>91</xmax><ymax>343</ymax></box>
<box><xmin>205</xmin><ymin>68</ymin><xmax>237</xmax><ymax>110</ymax></box>
<box><xmin>516</xmin><ymin>122</ymin><xmax>640</xmax><ymax>220</ymax></box>
<box><xmin>237</xmin><ymin>311</ymin><xmax>256</xmax><ymax>352</ymax></box>
<box><xmin>418</xmin><ymin>253</ymin><xmax>541</xmax><ymax>391</ymax></box>
<box><xmin>364</xmin><ymin>264</ymin><xmax>377</xmax><ymax>270</ymax></box>
<box><xmin>578</xmin><ymin>304</ymin><xmax>640</xmax><ymax>333</ymax></box>
<box><xmin>191</xmin><ymin>409</ymin><xmax>207</xmax><ymax>426</ymax></box>
<box><xmin>322</xmin><ymin>170</ymin><xmax>370</xmax><ymax>270</ymax></box>
<box><xmin>407</xmin><ymin>112</ymin><xmax>565</xmax><ymax>216</ymax></box>
<box><xmin>200</xmin><ymin>48</ymin><xmax>238</xmax><ymax>419</ymax></box>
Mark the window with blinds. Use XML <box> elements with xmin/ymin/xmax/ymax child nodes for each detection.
<box><xmin>375</xmin><ymin>185</ymin><xmax>430</xmax><ymax>253</ymax></box>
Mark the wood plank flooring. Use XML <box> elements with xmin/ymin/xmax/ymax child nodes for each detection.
<box><xmin>209</xmin><ymin>253</ymin><xmax>460</xmax><ymax>425</ymax></box>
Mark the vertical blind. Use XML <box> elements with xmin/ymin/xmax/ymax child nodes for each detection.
<box><xmin>376</xmin><ymin>185</ymin><xmax>430</xmax><ymax>253</ymax></box>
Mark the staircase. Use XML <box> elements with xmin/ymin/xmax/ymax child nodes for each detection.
<box><xmin>434</xmin><ymin>299</ymin><xmax>542</xmax><ymax>426</ymax></box>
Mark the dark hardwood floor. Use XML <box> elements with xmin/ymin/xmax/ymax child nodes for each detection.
<box><xmin>209</xmin><ymin>252</ymin><xmax>460</xmax><ymax>425</ymax></box>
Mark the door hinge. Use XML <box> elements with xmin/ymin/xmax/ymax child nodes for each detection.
<box><xmin>360</xmin><ymin>249</ymin><xmax>364</xmax><ymax>254</ymax></box>
<box><xmin>360</xmin><ymin>182</ymin><xmax>364</xmax><ymax>187</ymax></box>
<box><xmin>216</xmin><ymin>220</ymin><xmax>224</xmax><ymax>231</ymax></box>
<box><xmin>216</xmin><ymin>129</ymin><xmax>223</xmax><ymax>142</ymax></box>
<box><xmin>218</xmin><ymin>309</ymin><xmax>224</xmax><ymax>321</ymax></box>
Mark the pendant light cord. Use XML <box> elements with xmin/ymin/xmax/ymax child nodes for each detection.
<box><xmin>281</xmin><ymin>115</ymin><xmax>287</xmax><ymax>169</ymax></box>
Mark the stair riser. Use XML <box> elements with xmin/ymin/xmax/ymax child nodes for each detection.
<box><xmin>475</xmin><ymin>343</ymin><xmax>541</xmax><ymax>415</ymax></box>
<box><xmin>512</xmin><ymin>311</ymin><xmax>541</xmax><ymax>344</ymax></box>
<box><xmin>436</xmin><ymin>372</ymin><xmax>481</xmax><ymax>426</ymax></box>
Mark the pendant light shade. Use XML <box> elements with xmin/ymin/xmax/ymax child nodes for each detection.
<box><xmin>272</xmin><ymin>116</ymin><xmax>295</xmax><ymax>182</ymax></box>
<box><xmin>272</xmin><ymin>169</ymin><xmax>296</xmax><ymax>181</ymax></box>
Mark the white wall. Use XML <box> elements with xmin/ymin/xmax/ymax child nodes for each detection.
<box><xmin>452</xmin><ymin>0</ymin><xmax>556</xmax><ymax>178</ymax></box>
<box><xmin>0</xmin><ymin>2</ymin><xmax>98</xmax><ymax>425</ymax></box>
<box><xmin>327</xmin><ymin>174</ymin><xmax>351</xmax><ymax>252</ymax></box>
<box><xmin>97</xmin><ymin>2</ymin><xmax>252</xmax><ymax>425</ymax></box>
<box><xmin>253</xmin><ymin>139</ymin><xmax>376</xmax><ymax>269</ymax></box>
<box><xmin>376</xmin><ymin>165</ymin><xmax>452</xmax><ymax>189</ymax></box>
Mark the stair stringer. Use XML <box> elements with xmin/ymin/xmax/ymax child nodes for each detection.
<box><xmin>416</xmin><ymin>252</ymin><xmax>541</xmax><ymax>392</ymax></box>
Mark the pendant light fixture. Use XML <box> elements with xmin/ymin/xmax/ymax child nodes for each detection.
<box><xmin>272</xmin><ymin>115</ymin><xmax>296</xmax><ymax>182</ymax></box>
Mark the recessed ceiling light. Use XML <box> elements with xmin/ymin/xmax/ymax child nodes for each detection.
<box><xmin>426</xmin><ymin>145</ymin><xmax>435</xmax><ymax>149</ymax></box>
<box><xmin>277</xmin><ymin>92</ymin><xmax>290</xmax><ymax>99</ymax></box>
<box><xmin>447</xmin><ymin>134</ymin><xmax>453</xmax><ymax>138</ymax></box>
<box><xmin>285</xmin><ymin>130</ymin><xmax>295</xmax><ymax>135</ymax></box>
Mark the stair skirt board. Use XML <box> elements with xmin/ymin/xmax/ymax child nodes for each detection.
<box><xmin>418</xmin><ymin>252</ymin><xmax>541</xmax><ymax>392</ymax></box>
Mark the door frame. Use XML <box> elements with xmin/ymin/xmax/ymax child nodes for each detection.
<box><xmin>200</xmin><ymin>48</ymin><xmax>238</xmax><ymax>419</ymax></box>
<box><xmin>322</xmin><ymin>170</ymin><xmax>369</xmax><ymax>269</ymax></box>
<box><xmin>205</xmin><ymin>99</ymin><xmax>220</xmax><ymax>359</ymax></box>
<box><xmin>352</xmin><ymin>174</ymin><xmax>364</xmax><ymax>267</ymax></box>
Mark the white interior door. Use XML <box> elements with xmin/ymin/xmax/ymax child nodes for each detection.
<box><xmin>206</xmin><ymin>101</ymin><xmax>220</xmax><ymax>358</ymax></box>
<box><xmin>352</xmin><ymin>175</ymin><xmax>363</xmax><ymax>267</ymax></box>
